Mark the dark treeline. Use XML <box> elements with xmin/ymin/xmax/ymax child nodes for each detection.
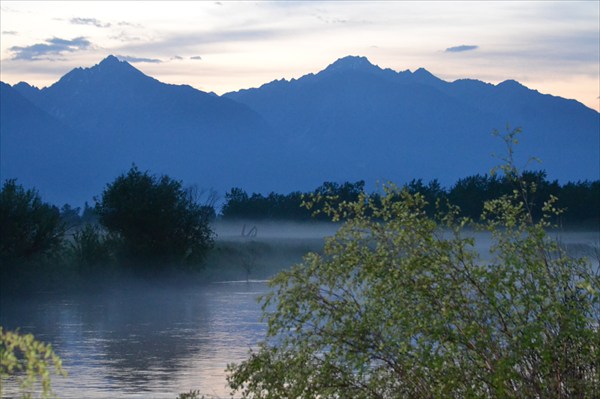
<box><xmin>1</xmin><ymin>168</ymin><xmax>598</xmax><ymax>295</ymax></box>
<box><xmin>221</xmin><ymin>171</ymin><xmax>599</xmax><ymax>227</ymax></box>
<box><xmin>221</xmin><ymin>181</ymin><xmax>366</xmax><ymax>221</ymax></box>
<box><xmin>0</xmin><ymin>167</ymin><xmax>216</xmax><ymax>295</ymax></box>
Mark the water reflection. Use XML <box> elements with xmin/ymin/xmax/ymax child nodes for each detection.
<box><xmin>1</xmin><ymin>281</ymin><xmax>268</xmax><ymax>398</ymax></box>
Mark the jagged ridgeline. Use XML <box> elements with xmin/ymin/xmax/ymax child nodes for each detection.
<box><xmin>1</xmin><ymin>55</ymin><xmax>598</xmax><ymax>205</ymax></box>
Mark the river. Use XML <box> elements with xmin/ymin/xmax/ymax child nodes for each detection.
<box><xmin>1</xmin><ymin>225</ymin><xmax>596</xmax><ymax>398</ymax></box>
<box><xmin>0</xmin><ymin>281</ymin><xmax>268</xmax><ymax>398</ymax></box>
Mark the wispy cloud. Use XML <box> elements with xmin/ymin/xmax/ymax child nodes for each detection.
<box><xmin>10</xmin><ymin>37</ymin><xmax>91</xmax><ymax>60</ymax></box>
<box><xmin>445</xmin><ymin>45</ymin><xmax>479</xmax><ymax>53</ymax></box>
<box><xmin>116</xmin><ymin>55</ymin><xmax>162</xmax><ymax>63</ymax></box>
<box><xmin>116</xmin><ymin>27</ymin><xmax>294</xmax><ymax>57</ymax></box>
<box><xmin>171</xmin><ymin>55</ymin><xmax>183</xmax><ymax>60</ymax></box>
<box><xmin>2</xmin><ymin>30</ymin><xmax>18</xmax><ymax>35</ymax></box>
<box><xmin>117</xmin><ymin>21</ymin><xmax>143</xmax><ymax>28</ymax></box>
<box><xmin>190</xmin><ymin>56</ymin><xmax>202</xmax><ymax>60</ymax></box>
<box><xmin>314</xmin><ymin>14</ymin><xmax>349</xmax><ymax>24</ymax></box>
<box><xmin>70</xmin><ymin>17</ymin><xmax>111</xmax><ymax>28</ymax></box>
<box><xmin>109</xmin><ymin>31</ymin><xmax>143</xmax><ymax>42</ymax></box>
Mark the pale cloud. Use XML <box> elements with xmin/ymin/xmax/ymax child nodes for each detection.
<box><xmin>190</xmin><ymin>56</ymin><xmax>202</xmax><ymax>60</ymax></box>
<box><xmin>117</xmin><ymin>21</ymin><xmax>144</xmax><ymax>28</ymax></box>
<box><xmin>9</xmin><ymin>37</ymin><xmax>91</xmax><ymax>60</ymax></box>
<box><xmin>2</xmin><ymin>30</ymin><xmax>17</xmax><ymax>35</ymax></box>
<box><xmin>116</xmin><ymin>54</ymin><xmax>162</xmax><ymax>63</ymax></box>
<box><xmin>445</xmin><ymin>45</ymin><xmax>479</xmax><ymax>53</ymax></box>
<box><xmin>109</xmin><ymin>31</ymin><xmax>143</xmax><ymax>42</ymax></box>
<box><xmin>70</xmin><ymin>17</ymin><xmax>111</xmax><ymax>28</ymax></box>
<box><xmin>113</xmin><ymin>27</ymin><xmax>294</xmax><ymax>58</ymax></box>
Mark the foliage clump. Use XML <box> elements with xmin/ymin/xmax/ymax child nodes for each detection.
<box><xmin>0</xmin><ymin>327</ymin><xmax>66</xmax><ymax>399</ymax></box>
<box><xmin>0</xmin><ymin>180</ymin><xmax>65</xmax><ymax>263</ymax></box>
<box><xmin>95</xmin><ymin>166</ymin><xmax>214</xmax><ymax>268</ymax></box>
<box><xmin>227</xmin><ymin>130</ymin><xmax>599</xmax><ymax>398</ymax></box>
<box><xmin>68</xmin><ymin>223</ymin><xmax>115</xmax><ymax>273</ymax></box>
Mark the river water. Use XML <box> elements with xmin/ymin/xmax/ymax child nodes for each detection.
<box><xmin>0</xmin><ymin>281</ymin><xmax>269</xmax><ymax>398</ymax></box>
<box><xmin>1</xmin><ymin>225</ymin><xmax>597</xmax><ymax>399</ymax></box>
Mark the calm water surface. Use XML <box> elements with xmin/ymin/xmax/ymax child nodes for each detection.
<box><xmin>1</xmin><ymin>228</ymin><xmax>596</xmax><ymax>398</ymax></box>
<box><xmin>1</xmin><ymin>281</ymin><xmax>268</xmax><ymax>398</ymax></box>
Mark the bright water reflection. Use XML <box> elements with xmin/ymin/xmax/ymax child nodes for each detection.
<box><xmin>1</xmin><ymin>281</ymin><xmax>268</xmax><ymax>398</ymax></box>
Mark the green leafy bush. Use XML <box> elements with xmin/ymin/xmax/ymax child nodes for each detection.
<box><xmin>227</xmin><ymin>130</ymin><xmax>599</xmax><ymax>398</ymax></box>
<box><xmin>0</xmin><ymin>327</ymin><xmax>66</xmax><ymax>399</ymax></box>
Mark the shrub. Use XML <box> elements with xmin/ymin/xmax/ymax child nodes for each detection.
<box><xmin>0</xmin><ymin>180</ymin><xmax>65</xmax><ymax>263</ymax></box>
<box><xmin>227</xmin><ymin>130</ymin><xmax>599</xmax><ymax>398</ymax></box>
<box><xmin>69</xmin><ymin>224</ymin><xmax>114</xmax><ymax>273</ymax></box>
<box><xmin>0</xmin><ymin>327</ymin><xmax>66</xmax><ymax>399</ymax></box>
<box><xmin>95</xmin><ymin>166</ymin><xmax>214</xmax><ymax>268</ymax></box>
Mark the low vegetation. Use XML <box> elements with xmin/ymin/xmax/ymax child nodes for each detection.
<box><xmin>0</xmin><ymin>327</ymin><xmax>66</xmax><ymax>399</ymax></box>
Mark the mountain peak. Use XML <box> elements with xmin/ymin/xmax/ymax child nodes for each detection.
<box><xmin>52</xmin><ymin>54</ymin><xmax>146</xmax><ymax>89</ymax></box>
<box><xmin>324</xmin><ymin>55</ymin><xmax>379</xmax><ymax>73</ymax></box>
<box><xmin>12</xmin><ymin>81</ymin><xmax>42</xmax><ymax>102</ymax></box>
<box><xmin>98</xmin><ymin>54</ymin><xmax>121</xmax><ymax>66</ymax></box>
<box><xmin>14</xmin><ymin>81</ymin><xmax>38</xmax><ymax>90</ymax></box>
<box><xmin>95</xmin><ymin>55</ymin><xmax>140</xmax><ymax>74</ymax></box>
<box><xmin>497</xmin><ymin>79</ymin><xmax>527</xmax><ymax>90</ymax></box>
<box><xmin>411</xmin><ymin>67</ymin><xmax>442</xmax><ymax>83</ymax></box>
<box><xmin>413</xmin><ymin>67</ymin><xmax>434</xmax><ymax>77</ymax></box>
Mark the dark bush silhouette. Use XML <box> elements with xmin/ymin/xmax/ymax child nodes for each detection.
<box><xmin>96</xmin><ymin>166</ymin><xmax>214</xmax><ymax>268</ymax></box>
<box><xmin>0</xmin><ymin>179</ymin><xmax>65</xmax><ymax>262</ymax></box>
<box><xmin>69</xmin><ymin>224</ymin><xmax>114</xmax><ymax>273</ymax></box>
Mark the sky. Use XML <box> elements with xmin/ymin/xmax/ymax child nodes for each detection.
<box><xmin>1</xmin><ymin>1</ymin><xmax>599</xmax><ymax>111</ymax></box>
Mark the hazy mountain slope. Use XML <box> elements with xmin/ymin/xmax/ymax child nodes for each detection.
<box><xmin>2</xmin><ymin>55</ymin><xmax>598</xmax><ymax>206</ymax></box>
<box><xmin>33</xmin><ymin>56</ymin><xmax>265</xmax><ymax>136</ymax></box>
<box><xmin>0</xmin><ymin>82</ymin><xmax>98</xmax><ymax>203</ymax></box>
<box><xmin>2</xmin><ymin>57</ymin><xmax>279</xmax><ymax>205</ymax></box>
<box><xmin>225</xmin><ymin>56</ymin><xmax>599</xmax><ymax>186</ymax></box>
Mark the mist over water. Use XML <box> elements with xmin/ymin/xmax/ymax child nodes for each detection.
<box><xmin>0</xmin><ymin>221</ymin><xmax>340</xmax><ymax>398</ymax></box>
<box><xmin>1</xmin><ymin>223</ymin><xmax>597</xmax><ymax>398</ymax></box>
<box><xmin>1</xmin><ymin>282</ymin><xmax>269</xmax><ymax>398</ymax></box>
<box><xmin>212</xmin><ymin>220</ymin><xmax>341</xmax><ymax>240</ymax></box>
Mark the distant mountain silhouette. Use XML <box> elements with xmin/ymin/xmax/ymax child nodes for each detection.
<box><xmin>225</xmin><ymin>55</ymin><xmax>599</xmax><ymax>188</ymax></box>
<box><xmin>0</xmin><ymin>82</ymin><xmax>97</xmax><ymax>202</ymax></box>
<box><xmin>3</xmin><ymin>56</ymin><xmax>276</xmax><ymax>205</ymax></box>
<box><xmin>1</xmin><ymin>55</ymin><xmax>598</xmax><ymax>205</ymax></box>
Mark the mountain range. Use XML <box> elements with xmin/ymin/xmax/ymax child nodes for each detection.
<box><xmin>1</xmin><ymin>55</ymin><xmax>598</xmax><ymax>206</ymax></box>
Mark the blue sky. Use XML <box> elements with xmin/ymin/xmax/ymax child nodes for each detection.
<box><xmin>1</xmin><ymin>1</ymin><xmax>598</xmax><ymax>111</ymax></box>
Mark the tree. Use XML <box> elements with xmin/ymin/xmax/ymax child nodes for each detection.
<box><xmin>69</xmin><ymin>224</ymin><xmax>114</xmax><ymax>273</ymax></box>
<box><xmin>227</xmin><ymin>130</ymin><xmax>599</xmax><ymax>398</ymax></box>
<box><xmin>59</xmin><ymin>204</ymin><xmax>81</xmax><ymax>232</ymax></box>
<box><xmin>221</xmin><ymin>187</ymin><xmax>250</xmax><ymax>219</ymax></box>
<box><xmin>95</xmin><ymin>166</ymin><xmax>214</xmax><ymax>267</ymax></box>
<box><xmin>404</xmin><ymin>178</ymin><xmax>447</xmax><ymax>217</ymax></box>
<box><xmin>0</xmin><ymin>180</ymin><xmax>65</xmax><ymax>263</ymax></box>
